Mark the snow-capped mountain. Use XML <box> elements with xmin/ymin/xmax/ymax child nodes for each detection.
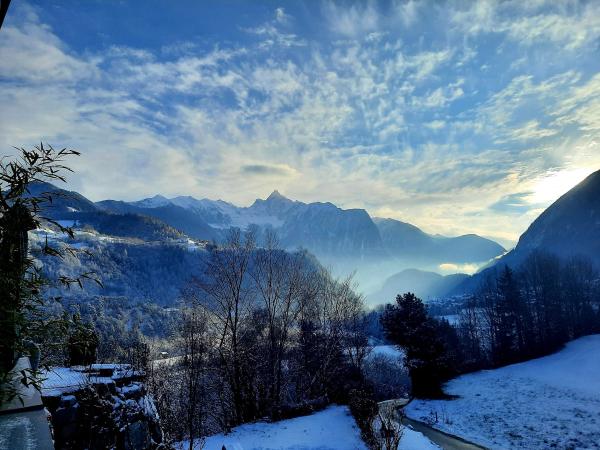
<box><xmin>101</xmin><ymin>190</ymin><xmax>505</xmax><ymax>267</ymax></box>
<box><xmin>30</xmin><ymin>182</ymin><xmax>506</xmax><ymax>299</ymax></box>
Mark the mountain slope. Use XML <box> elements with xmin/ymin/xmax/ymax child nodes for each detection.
<box><xmin>281</xmin><ymin>202</ymin><xmax>386</xmax><ymax>259</ymax></box>
<box><xmin>375</xmin><ymin>217</ymin><xmax>505</xmax><ymax>264</ymax></box>
<box><xmin>30</xmin><ymin>182</ymin><xmax>183</xmax><ymax>241</ymax></box>
<box><xmin>406</xmin><ymin>335</ymin><xmax>600</xmax><ymax>450</ymax></box>
<box><xmin>507</xmin><ymin>169</ymin><xmax>600</xmax><ymax>264</ymax></box>
<box><xmin>454</xmin><ymin>169</ymin><xmax>600</xmax><ymax>294</ymax></box>
<box><xmin>369</xmin><ymin>268</ymin><xmax>469</xmax><ymax>303</ymax></box>
<box><xmin>97</xmin><ymin>199</ymin><xmax>220</xmax><ymax>241</ymax></box>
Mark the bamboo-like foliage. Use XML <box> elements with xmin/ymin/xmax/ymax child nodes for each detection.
<box><xmin>0</xmin><ymin>144</ymin><xmax>100</xmax><ymax>405</ymax></box>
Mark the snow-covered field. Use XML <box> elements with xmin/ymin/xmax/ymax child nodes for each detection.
<box><xmin>406</xmin><ymin>334</ymin><xmax>600</xmax><ymax>449</ymax></box>
<box><xmin>178</xmin><ymin>405</ymin><xmax>439</xmax><ymax>450</ymax></box>
<box><xmin>368</xmin><ymin>344</ymin><xmax>404</xmax><ymax>360</ymax></box>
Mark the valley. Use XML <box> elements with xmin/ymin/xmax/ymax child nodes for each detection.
<box><xmin>2</xmin><ymin>2</ymin><xmax>600</xmax><ymax>449</ymax></box>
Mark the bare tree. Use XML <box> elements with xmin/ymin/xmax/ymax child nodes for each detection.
<box><xmin>249</xmin><ymin>230</ymin><xmax>314</xmax><ymax>415</ymax></box>
<box><xmin>376</xmin><ymin>404</ymin><xmax>404</xmax><ymax>450</ymax></box>
<box><xmin>195</xmin><ymin>229</ymin><xmax>257</xmax><ymax>427</ymax></box>
<box><xmin>179</xmin><ymin>301</ymin><xmax>211</xmax><ymax>450</ymax></box>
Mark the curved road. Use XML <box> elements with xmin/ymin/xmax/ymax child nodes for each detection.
<box><xmin>401</xmin><ymin>417</ymin><xmax>488</xmax><ymax>450</ymax></box>
<box><xmin>378</xmin><ymin>399</ymin><xmax>488</xmax><ymax>450</ymax></box>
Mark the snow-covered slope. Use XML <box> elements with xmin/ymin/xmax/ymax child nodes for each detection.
<box><xmin>179</xmin><ymin>405</ymin><xmax>439</xmax><ymax>450</ymax></box>
<box><xmin>406</xmin><ymin>334</ymin><xmax>600</xmax><ymax>449</ymax></box>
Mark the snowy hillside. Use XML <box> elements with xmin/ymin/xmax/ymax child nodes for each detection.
<box><xmin>178</xmin><ymin>406</ymin><xmax>439</xmax><ymax>450</ymax></box>
<box><xmin>405</xmin><ymin>335</ymin><xmax>600</xmax><ymax>449</ymax></box>
<box><xmin>30</xmin><ymin>224</ymin><xmax>209</xmax><ymax>306</ymax></box>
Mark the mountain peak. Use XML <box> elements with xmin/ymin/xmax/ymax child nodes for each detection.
<box><xmin>267</xmin><ymin>190</ymin><xmax>287</xmax><ymax>201</ymax></box>
<box><xmin>132</xmin><ymin>194</ymin><xmax>170</xmax><ymax>208</ymax></box>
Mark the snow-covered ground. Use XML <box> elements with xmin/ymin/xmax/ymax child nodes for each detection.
<box><xmin>368</xmin><ymin>344</ymin><xmax>404</xmax><ymax>360</ymax></box>
<box><xmin>406</xmin><ymin>334</ymin><xmax>600</xmax><ymax>449</ymax></box>
<box><xmin>178</xmin><ymin>405</ymin><xmax>439</xmax><ymax>450</ymax></box>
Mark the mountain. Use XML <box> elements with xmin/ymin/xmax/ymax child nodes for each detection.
<box><xmin>368</xmin><ymin>268</ymin><xmax>469</xmax><ymax>303</ymax></box>
<box><xmin>280</xmin><ymin>202</ymin><xmax>386</xmax><ymax>259</ymax></box>
<box><xmin>27</xmin><ymin>181</ymin><xmax>98</xmax><ymax>215</ymax></box>
<box><xmin>97</xmin><ymin>199</ymin><xmax>221</xmax><ymax>241</ymax></box>
<box><xmin>23</xmin><ymin>183</ymin><xmax>211</xmax><ymax>307</ymax></box>
<box><xmin>111</xmin><ymin>190</ymin><xmax>504</xmax><ymax>266</ymax></box>
<box><xmin>506</xmin><ymin>169</ymin><xmax>600</xmax><ymax>265</ymax></box>
<box><xmin>27</xmin><ymin>183</ymin><xmax>507</xmax><ymax>300</ymax></box>
<box><xmin>28</xmin><ymin>182</ymin><xmax>183</xmax><ymax>241</ymax></box>
<box><xmin>105</xmin><ymin>190</ymin><xmax>387</xmax><ymax>261</ymax></box>
<box><xmin>375</xmin><ymin>217</ymin><xmax>505</xmax><ymax>264</ymax></box>
<box><xmin>454</xmin><ymin>169</ymin><xmax>600</xmax><ymax>294</ymax></box>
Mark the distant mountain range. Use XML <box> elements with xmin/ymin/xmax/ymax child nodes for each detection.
<box><xmin>30</xmin><ymin>181</ymin><xmax>508</xmax><ymax>302</ymax></box>
<box><xmin>368</xmin><ymin>269</ymin><xmax>469</xmax><ymax>304</ymax></box>
<box><xmin>96</xmin><ymin>189</ymin><xmax>505</xmax><ymax>265</ymax></box>
<box><xmin>26</xmin><ymin>168</ymin><xmax>600</xmax><ymax>305</ymax></box>
<box><xmin>453</xmin><ymin>169</ymin><xmax>600</xmax><ymax>295</ymax></box>
<box><xmin>374</xmin><ymin>217</ymin><xmax>504</xmax><ymax>264</ymax></box>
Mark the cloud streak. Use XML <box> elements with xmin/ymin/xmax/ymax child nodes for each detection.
<box><xmin>1</xmin><ymin>1</ymin><xmax>599</xmax><ymax>245</ymax></box>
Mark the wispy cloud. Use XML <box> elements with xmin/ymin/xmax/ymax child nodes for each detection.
<box><xmin>1</xmin><ymin>1</ymin><xmax>599</xmax><ymax>244</ymax></box>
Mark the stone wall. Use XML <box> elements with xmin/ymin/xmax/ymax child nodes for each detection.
<box><xmin>42</xmin><ymin>364</ymin><xmax>170</xmax><ymax>450</ymax></box>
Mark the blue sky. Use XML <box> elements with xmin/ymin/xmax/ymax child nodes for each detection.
<box><xmin>1</xmin><ymin>1</ymin><xmax>600</xmax><ymax>246</ymax></box>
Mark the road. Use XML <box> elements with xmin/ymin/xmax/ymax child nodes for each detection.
<box><xmin>378</xmin><ymin>398</ymin><xmax>488</xmax><ymax>450</ymax></box>
<box><xmin>401</xmin><ymin>416</ymin><xmax>488</xmax><ymax>450</ymax></box>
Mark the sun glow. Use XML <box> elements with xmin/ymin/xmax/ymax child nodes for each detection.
<box><xmin>530</xmin><ymin>168</ymin><xmax>594</xmax><ymax>204</ymax></box>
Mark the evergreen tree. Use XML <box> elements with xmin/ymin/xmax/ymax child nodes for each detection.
<box><xmin>381</xmin><ymin>293</ymin><xmax>456</xmax><ymax>398</ymax></box>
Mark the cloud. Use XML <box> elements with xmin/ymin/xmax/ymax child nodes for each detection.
<box><xmin>439</xmin><ymin>263</ymin><xmax>481</xmax><ymax>275</ymax></box>
<box><xmin>0</xmin><ymin>6</ymin><xmax>98</xmax><ymax>83</ymax></box>
<box><xmin>323</xmin><ymin>1</ymin><xmax>380</xmax><ymax>37</ymax></box>
<box><xmin>240</xmin><ymin>163</ymin><xmax>299</xmax><ymax>177</ymax></box>
<box><xmin>490</xmin><ymin>192</ymin><xmax>535</xmax><ymax>214</ymax></box>
<box><xmin>1</xmin><ymin>0</ymin><xmax>599</xmax><ymax>244</ymax></box>
<box><xmin>450</xmin><ymin>1</ymin><xmax>600</xmax><ymax>50</ymax></box>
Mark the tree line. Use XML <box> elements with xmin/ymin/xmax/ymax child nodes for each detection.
<box><xmin>380</xmin><ymin>251</ymin><xmax>600</xmax><ymax>398</ymax></box>
<box><xmin>458</xmin><ymin>251</ymin><xmax>600</xmax><ymax>370</ymax></box>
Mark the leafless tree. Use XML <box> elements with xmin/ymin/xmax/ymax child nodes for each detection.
<box><xmin>178</xmin><ymin>302</ymin><xmax>211</xmax><ymax>450</ymax></box>
<box><xmin>194</xmin><ymin>229</ymin><xmax>257</xmax><ymax>426</ymax></box>
<box><xmin>249</xmin><ymin>230</ymin><xmax>314</xmax><ymax>415</ymax></box>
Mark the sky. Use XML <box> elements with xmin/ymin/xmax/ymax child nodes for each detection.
<box><xmin>1</xmin><ymin>1</ymin><xmax>600</xmax><ymax>247</ymax></box>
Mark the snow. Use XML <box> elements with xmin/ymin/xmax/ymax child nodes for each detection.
<box><xmin>41</xmin><ymin>364</ymin><xmax>137</xmax><ymax>397</ymax></box>
<box><xmin>172</xmin><ymin>195</ymin><xmax>285</xmax><ymax>229</ymax></box>
<box><xmin>369</xmin><ymin>345</ymin><xmax>404</xmax><ymax>360</ymax></box>
<box><xmin>90</xmin><ymin>363</ymin><xmax>130</xmax><ymax>370</ymax></box>
<box><xmin>41</xmin><ymin>367</ymin><xmax>88</xmax><ymax>396</ymax></box>
<box><xmin>177</xmin><ymin>405</ymin><xmax>438</xmax><ymax>450</ymax></box>
<box><xmin>399</xmin><ymin>427</ymin><xmax>441</xmax><ymax>450</ymax></box>
<box><xmin>405</xmin><ymin>334</ymin><xmax>600</xmax><ymax>449</ymax></box>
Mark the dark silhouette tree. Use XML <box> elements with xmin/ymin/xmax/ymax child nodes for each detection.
<box><xmin>381</xmin><ymin>292</ymin><xmax>456</xmax><ymax>398</ymax></box>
